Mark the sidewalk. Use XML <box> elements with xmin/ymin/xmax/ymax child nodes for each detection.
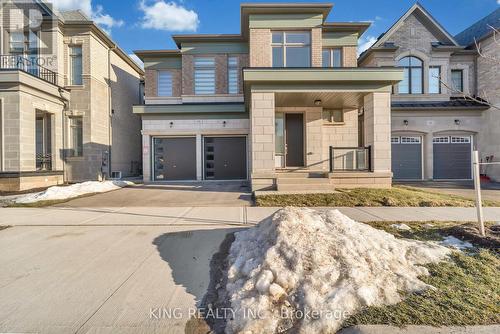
<box><xmin>3</xmin><ymin>206</ymin><xmax>500</xmax><ymax>226</ymax></box>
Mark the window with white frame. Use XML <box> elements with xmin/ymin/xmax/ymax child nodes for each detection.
<box><xmin>322</xmin><ymin>109</ymin><xmax>344</xmax><ymax>124</ymax></box>
<box><xmin>429</xmin><ymin>66</ymin><xmax>441</xmax><ymax>94</ymax></box>
<box><xmin>433</xmin><ymin>136</ymin><xmax>450</xmax><ymax>143</ymax></box>
<box><xmin>401</xmin><ymin>136</ymin><xmax>421</xmax><ymax>144</ymax></box>
<box><xmin>157</xmin><ymin>71</ymin><xmax>173</xmax><ymax>97</ymax></box>
<box><xmin>194</xmin><ymin>57</ymin><xmax>215</xmax><ymax>95</ymax></box>
<box><xmin>451</xmin><ymin>136</ymin><xmax>471</xmax><ymax>143</ymax></box>
<box><xmin>69</xmin><ymin>116</ymin><xmax>83</xmax><ymax>157</ymax></box>
<box><xmin>271</xmin><ymin>31</ymin><xmax>311</xmax><ymax>67</ymax></box>
<box><xmin>69</xmin><ymin>46</ymin><xmax>83</xmax><ymax>85</ymax></box>
<box><xmin>398</xmin><ymin>56</ymin><xmax>423</xmax><ymax>94</ymax></box>
<box><xmin>322</xmin><ymin>48</ymin><xmax>342</xmax><ymax>67</ymax></box>
<box><xmin>391</xmin><ymin>137</ymin><xmax>400</xmax><ymax>143</ymax></box>
<box><xmin>9</xmin><ymin>30</ymin><xmax>38</xmax><ymax>56</ymax></box>
<box><xmin>228</xmin><ymin>56</ymin><xmax>238</xmax><ymax>94</ymax></box>
<box><xmin>451</xmin><ymin>69</ymin><xmax>464</xmax><ymax>92</ymax></box>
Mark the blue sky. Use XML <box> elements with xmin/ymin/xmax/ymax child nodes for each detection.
<box><xmin>50</xmin><ymin>0</ymin><xmax>499</xmax><ymax>61</ymax></box>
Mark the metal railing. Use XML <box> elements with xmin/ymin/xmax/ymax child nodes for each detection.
<box><xmin>0</xmin><ymin>55</ymin><xmax>57</xmax><ymax>85</ymax></box>
<box><xmin>329</xmin><ymin>146</ymin><xmax>372</xmax><ymax>172</ymax></box>
<box><xmin>36</xmin><ymin>154</ymin><xmax>52</xmax><ymax>171</ymax></box>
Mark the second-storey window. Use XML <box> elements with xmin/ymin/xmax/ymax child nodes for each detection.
<box><xmin>70</xmin><ymin>46</ymin><xmax>83</xmax><ymax>85</ymax></box>
<box><xmin>429</xmin><ymin>66</ymin><xmax>441</xmax><ymax>94</ymax></box>
<box><xmin>451</xmin><ymin>69</ymin><xmax>464</xmax><ymax>92</ymax></box>
<box><xmin>194</xmin><ymin>57</ymin><xmax>215</xmax><ymax>94</ymax></box>
<box><xmin>322</xmin><ymin>48</ymin><xmax>342</xmax><ymax>67</ymax></box>
<box><xmin>228</xmin><ymin>56</ymin><xmax>238</xmax><ymax>94</ymax></box>
<box><xmin>157</xmin><ymin>71</ymin><xmax>173</xmax><ymax>97</ymax></box>
<box><xmin>398</xmin><ymin>56</ymin><xmax>423</xmax><ymax>94</ymax></box>
<box><xmin>9</xmin><ymin>30</ymin><xmax>38</xmax><ymax>56</ymax></box>
<box><xmin>271</xmin><ymin>31</ymin><xmax>311</xmax><ymax>67</ymax></box>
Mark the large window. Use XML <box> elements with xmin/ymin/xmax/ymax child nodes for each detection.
<box><xmin>194</xmin><ymin>57</ymin><xmax>215</xmax><ymax>95</ymax></box>
<box><xmin>322</xmin><ymin>48</ymin><xmax>342</xmax><ymax>67</ymax></box>
<box><xmin>271</xmin><ymin>31</ymin><xmax>311</xmax><ymax>67</ymax></box>
<box><xmin>69</xmin><ymin>46</ymin><xmax>83</xmax><ymax>85</ymax></box>
<box><xmin>398</xmin><ymin>56</ymin><xmax>423</xmax><ymax>94</ymax></box>
<box><xmin>451</xmin><ymin>69</ymin><xmax>464</xmax><ymax>92</ymax></box>
<box><xmin>70</xmin><ymin>117</ymin><xmax>83</xmax><ymax>157</ymax></box>
<box><xmin>157</xmin><ymin>71</ymin><xmax>173</xmax><ymax>97</ymax></box>
<box><xmin>429</xmin><ymin>66</ymin><xmax>441</xmax><ymax>94</ymax></box>
<box><xmin>228</xmin><ymin>56</ymin><xmax>238</xmax><ymax>94</ymax></box>
<box><xmin>9</xmin><ymin>30</ymin><xmax>37</xmax><ymax>56</ymax></box>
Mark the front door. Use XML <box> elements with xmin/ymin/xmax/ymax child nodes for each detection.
<box><xmin>285</xmin><ymin>113</ymin><xmax>304</xmax><ymax>167</ymax></box>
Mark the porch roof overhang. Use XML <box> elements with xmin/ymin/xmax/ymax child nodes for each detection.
<box><xmin>243</xmin><ymin>67</ymin><xmax>403</xmax><ymax>92</ymax></box>
<box><xmin>133</xmin><ymin>102</ymin><xmax>246</xmax><ymax>114</ymax></box>
<box><xmin>243</xmin><ymin>67</ymin><xmax>403</xmax><ymax>108</ymax></box>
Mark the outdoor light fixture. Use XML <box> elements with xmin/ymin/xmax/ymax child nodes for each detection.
<box><xmin>223</xmin><ymin>121</ymin><xmax>227</xmax><ymax>127</ymax></box>
<box><xmin>403</xmin><ymin>119</ymin><xmax>409</xmax><ymax>126</ymax></box>
<box><xmin>169</xmin><ymin>121</ymin><xmax>174</xmax><ymax>128</ymax></box>
<box><xmin>455</xmin><ymin>119</ymin><xmax>461</xmax><ymax>125</ymax></box>
<box><xmin>314</xmin><ymin>99</ymin><xmax>322</xmax><ymax>106</ymax></box>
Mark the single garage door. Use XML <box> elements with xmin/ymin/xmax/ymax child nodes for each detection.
<box><xmin>391</xmin><ymin>136</ymin><xmax>422</xmax><ymax>180</ymax></box>
<box><xmin>204</xmin><ymin>136</ymin><xmax>247</xmax><ymax>180</ymax></box>
<box><xmin>153</xmin><ymin>137</ymin><xmax>196</xmax><ymax>180</ymax></box>
<box><xmin>433</xmin><ymin>136</ymin><xmax>472</xmax><ymax>180</ymax></box>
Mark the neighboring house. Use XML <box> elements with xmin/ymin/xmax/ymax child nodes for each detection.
<box><xmin>134</xmin><ymin>3</ymin><xmax>403</xmax><ymax>191</ymax></box>
<box><xmin>0</xmin><ymin>0</ymin><xmax>144</xmax><ymax>191</ymax></box>
<box><xmin>359</xmin><ymin>3</ymin><xmax>491</xmax><ymax>181</ymax></box>
<box><xmin>455</xmin><ymin>8</ymin><xmax>500</xmax><ymax>182</ymax></box>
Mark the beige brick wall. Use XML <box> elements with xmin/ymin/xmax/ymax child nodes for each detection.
<box><xmin>250</xmin><ymin>92</ymin><xmax>275</xmax><ymax>175</ymax></box>
<box><xmin>182</xmin><ymin>55</ymin><xmax>194</xmax><ymax>95</ymax></box>
<box><xmin>311</xmin><ymin>28</ymin><xmax>323</xmax><ymax>67</ymax></box>
<box><xmin>322</xmin><ymin>108</ymin><xmax>359</xmax><ymax>169</ymax></box>
<box><xmin>249</xmin><ymin>29</ymin><xmax>272</xmax><ymax>67</ymax></box>
<box><xmin>342</xmin><ymin>46</ymin><xmax>357</xmax><ymax>67</ymax></box>
<box><xmin>215</xmin><ymin>54</ymin><xmax>228</xmax><ymax>94</ymax></box>
<box><xmin>363</xmin><ymin>92</ymin><xmax>392</xmax><ymax>172</ymax></box>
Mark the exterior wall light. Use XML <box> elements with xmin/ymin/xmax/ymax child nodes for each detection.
<box><xmin>169</xmin><ymin>121</ymin><xmax>174</xmax><ymax>128</ymax></box>
<box><xmin>455</xmin><ymin>119</ymin><xmax>461</xmax><ymax>125</ymax></box>
<box><xmin>223</xmin><ymin>121</ymin><xmax>227</xmax><ymax>127</ymax></box>
<box><xmin>403</xmin><ymin>119</ymin><xmax>409</xmax><ymax>126</ymax></box>
<box><xmin>314</xmin><ymin>99</ymin><xmax>322</xmax><ymax>106</ymax></box>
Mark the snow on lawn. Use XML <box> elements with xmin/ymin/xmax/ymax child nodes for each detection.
<box><xmin>15</xmin><ymin>181</ymin><xmax>132</xmax><ymax>204</ymax></box>
<box><xmin>225</xmin><ymin>207</ymin><xmax>450</xmax><ymax>334</ymax></box>
<box><xmin>440</xmin><ymin>236</ymin><xmax>474</xmax><ymax>250</ymax></box>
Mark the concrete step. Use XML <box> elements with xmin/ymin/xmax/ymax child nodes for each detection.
<box><xmin>276</xmin><ymin>177</ymin><xmax>331</xmax><ymax>185</ymax></box>
<box><xmin>276</xmin><ymin>171</ymin><xmax>328</xmax><ymax>178</ymax></box>
<box><xmin>277</xmin><ymin>183</ymin><xmax>335</xmax><ymax>191</ymax></box>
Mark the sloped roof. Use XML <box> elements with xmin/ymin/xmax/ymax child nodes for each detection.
<box><xmin>455</xmin><ymin>8</ymin><xmax>500</xmax><ymax>47</ymax></box>
<box><xmin>59</xmin><ymin>10</ymin><xmax>91</xmax><ymax>22</ymax></box>
<box><xmin>392</xmin><ymin>97</ymin><xmax>490</xmax><ymax>110</ymax></box>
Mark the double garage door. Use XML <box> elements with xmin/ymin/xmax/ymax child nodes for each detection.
<box><xmin>153</xmin><ymin>136</ymin><xmax>247</xmax><ymax>181</ymax></box>
<box><xmin>392</xmin><ymin>135</ymin><xmax>472</xmax><ymax>180</ymax></box>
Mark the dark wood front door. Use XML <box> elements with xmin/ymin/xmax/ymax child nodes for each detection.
<box><xmin>285</xmin><ymin>113</ymin><xmax>304</xmax><ymax>167</ymax></box>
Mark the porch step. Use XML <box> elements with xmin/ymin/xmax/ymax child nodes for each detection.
<box><xmin>277</xmin><ymin>177</ymin><xmax>331</xmax><ymax>184</ymax></box>
<box><xmin>275</xmin><ymin>171</ymin><xmax>328</xmax><ymax>178</ymax></box>
<box><xmin>277</xmin><ymin>183</ymin><xmax>335</xmax><ymax>191</ymax></box>
<box><xmin>276</xmin><ymin>175</ymin><xmax>334</xmax><ymax>191</ymax></box>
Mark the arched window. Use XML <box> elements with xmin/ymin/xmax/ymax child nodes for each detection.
<box><xmin>398</xmin><ymin>56</ymin><xmax>423</xmax><ymax>94</ymax></box>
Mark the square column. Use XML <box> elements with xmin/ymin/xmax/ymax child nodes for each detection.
<box><xmin>142</xmin><ymin>134</ymin><xmax>151</xmax><ymax>182</ymax></box>
<box><xmin>363</xmin><ymin>92</ymin><xmax>392</xmax><ymax>173</ymax></box>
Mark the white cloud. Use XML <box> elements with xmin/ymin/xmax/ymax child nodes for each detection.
<box><xmin>129</xmin><ymin>54</ymin><xmax>144</xmax><ymax>68</ymax></box>
<box><xmin>357</xmin><ymin>35</ymin><xmax>377</xmax><ymax>57</ymax></box>
<box><xmin>48</xmin><ymin>0</ymin><xmax>123</xmax><ymax>34</ymax></box>
<box><xmin>139</xmin><ymin>0</ymin><xmax>199</xmax><ymax>32</ymax></box>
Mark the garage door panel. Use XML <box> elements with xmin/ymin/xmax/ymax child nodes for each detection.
<box><xmin>154</xmin><ymin>138</ymin><xmax>196</xmax><ymax>181</ymax></box>
<box><xmin>205</xmin><ymin>137</ymin><xmax>247</xmax><ymax>180</ymax></box>
<box><xmin>433</xmin><ymin>140</ymin><xmax>471</xmax><ymax>180</ymax></box>
<box><xmin>392</xmin><ymin>138</ymin><xmax>422</xmax><ymax>180</ymax></box>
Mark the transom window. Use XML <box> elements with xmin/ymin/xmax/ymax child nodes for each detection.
<box><xmin>398</xmin><ymin>56</ymin><xmax>423</xmax><ymax>94</ymax></box>
<box><xmin>228</xmin><ymin>56</ymin><xmax>238</xmax><ymax>94</ymax></box>
<box><xmin>157</xmin><ymin>71</ymin><xmax>173</xmax><ymax>97</ymax></box>
<box><xmin>451</xmin><ymin>136</ymin><xmax>471</xmax><ymax>144</ymax></box>
<box><xmin>271</xmin><ymin>31</ymin><xmax>311</xmax><ymax>67</ymax></box>
<box><xmin>400</xmin><ymin>136</ymin><xmax>421</xmax><ymax>144</ymax></box>
<box><xmin>433</xmin><ymin>136</ymin><xmax>450</xmax><ymax>144</ymax></box>
<box><xmin>194</xmin><ymin>57</ymin><xmax>215</xmax><ymax>95</ymax></box>
<box><xmin>451</xmin><ymin>69</ymin><xmax>464</xmax><ymax>92</ymax></box>
<box><xmin>322</xmin><ymin>48</ymin><xmax>342</xmax><ymax>67</ymax></box>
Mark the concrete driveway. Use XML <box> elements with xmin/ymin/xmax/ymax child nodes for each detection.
<box><xmin>55</xmin><ymin>181</ymin><xmax>252</xmax><ymax>208</ymax></box>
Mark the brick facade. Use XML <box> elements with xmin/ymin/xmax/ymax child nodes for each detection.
<box><xmin>342</xmin><ymin>46</ymin><xmax>357</xmax><ymax>67</ymax></box>
<box><xmin>311</xmin><ymin>28</ymin><xmax>323</xmax><ymax>67</ymax></box>
<box><xmin>249</xmin><ymin>28</ymin><xmax>272</xmax><ymax>67</ymax></box>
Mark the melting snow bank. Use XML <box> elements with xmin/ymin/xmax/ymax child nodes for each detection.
<box><xmin>440</xmin><ymin>236</ymin><xmax>474</xmax><ymax>250</ymax></box>
<box><xmin>225</xmin><ymin>207</ymin><xmax>450</xmax><ymax>334</ymax></box>
<box><xmin>15</xmin><ymin>181</ymin><xmax>133</xmax><ymax>204</ymax></box>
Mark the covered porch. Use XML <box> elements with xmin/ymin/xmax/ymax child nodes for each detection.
<box><xmin>243</xmin><ymin>68</ymin><xmax>403</xmax><ymax>191</ymax></box>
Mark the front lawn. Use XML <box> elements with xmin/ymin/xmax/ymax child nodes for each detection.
<box><xmin>255</xmin><ymin>186</ymin><xmax>500</xmax><ymax>207</ymax></box>
<box><xmin>342</xmin><ymin>221</ymin><xmax>500</xmax><ymax>328</ymax></box>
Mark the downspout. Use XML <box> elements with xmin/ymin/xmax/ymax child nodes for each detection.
<box><xmin>107</xmin><ymin>44</ymin><xmax>116</xmax><ymax>179</ymax></box>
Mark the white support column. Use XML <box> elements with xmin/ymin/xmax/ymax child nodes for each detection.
<box><xmin>196</xmin><ymin>134</ymin><xmax>203</xmax><ymax>180</ymax></box>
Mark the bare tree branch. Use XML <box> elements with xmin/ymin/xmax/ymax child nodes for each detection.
<box><xmin>474</xmin><ymin>25</ymin><xmax>500</xmax><ymax>64</ymax></box>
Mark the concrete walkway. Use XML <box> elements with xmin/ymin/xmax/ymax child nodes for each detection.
<box><xmin>3</xmin><ymin>206</ymin><xmax>500</xmax><ymax>227</ymax></box>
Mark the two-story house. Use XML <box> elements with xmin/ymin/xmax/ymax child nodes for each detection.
<box><xmin>0</xmin><ymin>0</ymin><xmax>144</xmax><ymax>191</ymax></box>
<box><xmin>134</xmin><ymin>3</ymin><xmax>403</xmax><ymax>191</ymax></box>
<box><xmin>359</xmin><ymin>3</ymin><xmax>491</xmax><ymax>181</ymax></box>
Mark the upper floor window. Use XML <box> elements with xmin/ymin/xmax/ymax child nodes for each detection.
<box><xmin>271</xmin><ymin>31</ymin><xmax>311</xmax><ymax>67</ymax></box>
<box><xmin>9</xmin><ymin>30</ymin><xmax>37</xmax><ymax>56</ymax></box>
<box><xmin>451</xmin><ymin>69</ymin><xmax>464</xmax><ymax>92</ymax></box>
<box><xmin>69</xmin><ymin>46</ymin><xmax>83</xmax><ymax>85</ymax></box>
<box><xmin>157</xmin><ymin>71</ymin><xmax>173</xmax><ymax>97</ymax></box>
<box><xmin>322</xmin><ymin>48</ymin><xmax>342</xmax><ymax>68</ymax></box>
<box><xmin>228</xmin><ymin>56</ymin><xmax>238</xmax><ymax>94</ymax></box>
<box><xmin>398</xmin><ymin>56</ymin><xmax>422</xmax><ymax>94</ymax></box>
<box><xmin>194</xmin><ymin>57</ymin><xmax>215</xmax><ymax>95</ymax></box>
<box><xmin>429</xmin><ymin>66</ymin><xmax>441</xmax><ymax>94</ymax></box>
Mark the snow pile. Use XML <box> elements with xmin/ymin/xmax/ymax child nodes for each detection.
<box><xmin>225</xmin><ymin>207</ymin><xmax>450</xmax><ymax>334</ymax></box>
<box><xmin>390</xmin><ymin>223</ymin><xmax>412</xmax><ymax>231</ymax></box>
<box><xmin>440</xmin><ymin>236</ymin><xmax>474</xmax><ymax>250</ymax></box>
<box><xmin>15</xmin><ymin>181</ymin><xmax>132</xmax><ymax>204</ymax></box>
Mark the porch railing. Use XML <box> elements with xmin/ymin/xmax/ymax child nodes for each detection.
<box><xmin>36</xmin><ymin>154</ymin><xmax>52</xmax><ymax>171</ymax></box>
<box><xmin>329</xmin><ymin>146</ymin><xmax>372</xmax><ymax>172</ymax></box>
<box><xmin>0</xmin><ymin>55</ymin><xmax>57</xmax><ymax>85</ymax></box>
